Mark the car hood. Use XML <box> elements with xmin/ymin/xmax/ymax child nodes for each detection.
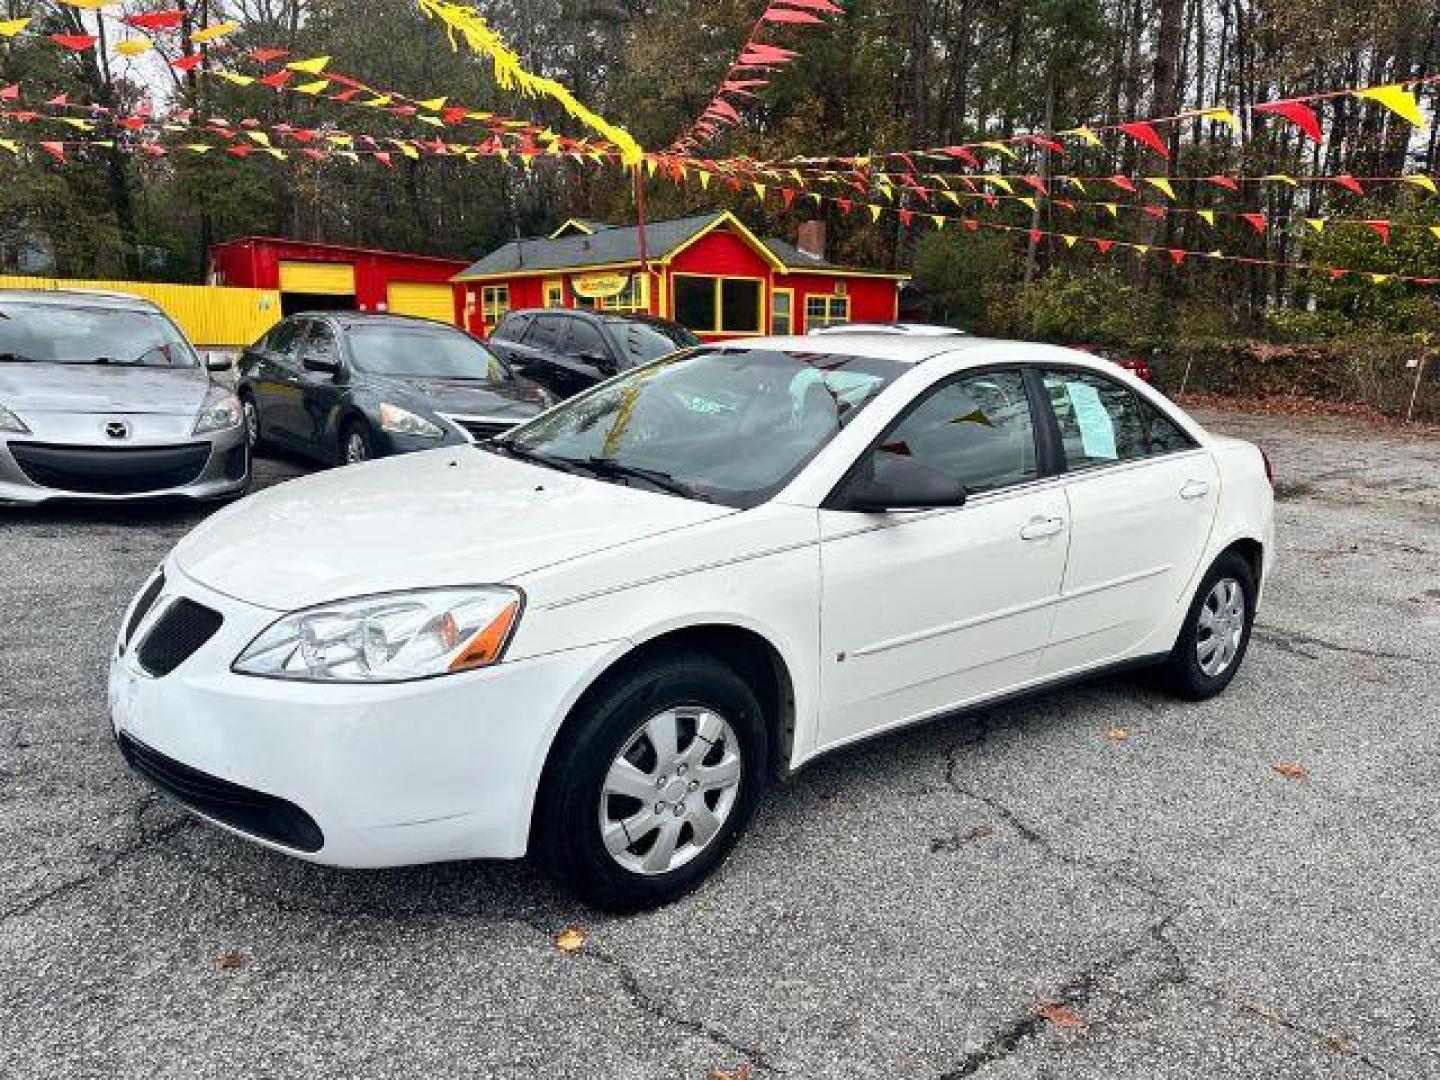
<box><xmin>0</xmin><ymin>362</ymin><xmax>209</xmax><ymax>415</ymax></box>
<box><xmin>173</xmin><ymin>447</ymin><xmax>736</xmax><ymax>610</ymax></box>
<box><xmin>366</xmin><ymin>373</ymin><xmax>550</xmax><ymax>419</ymax></box>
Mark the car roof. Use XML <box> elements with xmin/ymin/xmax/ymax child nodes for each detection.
<box><xmin>809</xmin><ymin>322</ymin><xmax>968</xmax><ymax>337</ymax></box>
<box><xmin>287</xmin><ymin>311</ymin><xmax>462</xmax><ymax>331</ymax></box>
<box><xmin>0</xmin><ymin>287</ymin><xmax>165</xmax><ymax>313</ymax></box>
<box><xmin>715</xmin><ymin>333</ymin><xmax>1003</xmax><ymax>364</ymax></box>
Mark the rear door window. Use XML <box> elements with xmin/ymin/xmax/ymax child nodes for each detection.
<box><xmin>1041</xmin><ymin>369</ymin><xmax>1147</xmax><ymax>469</ymax></box>
<box><xmin>525</xmin><ymin>315</ymin><xmax>566</xmax><ymax>351</ymax></box>
<box><xmin>491</xmin><ymin>313</ymin><xmax>530</xmax><ymax>342</ymax></box>
<box><xmin>566</xmin><ymin>318</ymin><xmax>609</xmax><ymax>359</ymax></box>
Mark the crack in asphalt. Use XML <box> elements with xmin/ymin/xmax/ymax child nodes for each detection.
<box><xmin>511</xmin><ymin>915</ymin><xmax>781</xmax><ymax>1076</ymax></box>
<box><xmin>1252</xmin><ymin>624</ymin><xmax>1426</xmax><ymax>665</ymax></box>
<box><xmin>0</xmin><ymin>794</ymin><xmax>192</xmax><ymax>924</ymax></box>
<box><xmin>934</xmin><ymin>734</ymin><xmax>1397</xmax><ymax>1077</ymax></box>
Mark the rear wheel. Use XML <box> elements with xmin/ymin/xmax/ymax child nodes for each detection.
<box><xmin>534</xmin><ymin>652</ymin><xmax>767</xmax><ymax>912</ymax></box>
<box><xmin>1158</xmin><ymin>551</ymin><xmax>1256</xmax><ymax>700</ymax></box>
<box><xmin>240</xmin><ymin>392</ymin><xmax>263</xmax><ymax>452</ymax></box>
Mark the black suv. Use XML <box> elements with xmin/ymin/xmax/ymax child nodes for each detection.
<box><xmin>486</xmin><ymin>309</ymin><xmax>699</xmax><ymax>400</ymax></box>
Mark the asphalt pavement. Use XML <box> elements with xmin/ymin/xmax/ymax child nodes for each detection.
<box><xmin>1</xmin><ymin>414</ymin><xmax>1436</xmax><ymax>1079</ymax></box>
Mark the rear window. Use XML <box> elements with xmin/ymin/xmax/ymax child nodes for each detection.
<box><xmin>0</xmin><ymin>303</ymin><xmax>197</xmax><ymax>367</ymax></box>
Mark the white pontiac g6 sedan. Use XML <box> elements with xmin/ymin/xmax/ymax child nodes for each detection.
<box><xmin>110</xmin><ymin>334</ymin><xmax>1274</xmax><ymax>910</ymax></box>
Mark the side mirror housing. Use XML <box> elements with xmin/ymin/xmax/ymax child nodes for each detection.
<box><xmin>838</xmin><ymin>454</ymin><xmax>967</xmax><ymax>513</ymax></box>
<box><xmin>203</xmin><ymin>351</ymin><xmax>234</xmax><ymax>373</ymax></box>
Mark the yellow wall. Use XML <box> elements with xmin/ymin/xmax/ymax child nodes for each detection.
<box><xmin>0</xmin><ymin>276</ymin><xmax>281</xmax><ymax>348</ymax></box>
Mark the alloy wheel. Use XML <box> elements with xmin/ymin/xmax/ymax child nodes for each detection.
<box><xmin>597</xmin><ymin>706</ymin><xmax>743</xmax><ymax>876</ymax></box>
<box><xmin>345</xmin><ymin>431</ymin><xmax>370</xmax><ymax>464</ymax></box>
<box><xmin>1197</xmin><ymin>576</ymin><xmax>1245</xmax><ymax>677</ymax></box>
<box><xmin>243</xmin><ymin>400</ymin><xmax>259</xmax><ymax>448</ymax></box>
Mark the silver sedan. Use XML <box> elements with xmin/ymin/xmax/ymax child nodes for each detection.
<box><xmin>0</xmin><ymin>289</ymin><xmax>249</xmax><ymax>506</ymax></box>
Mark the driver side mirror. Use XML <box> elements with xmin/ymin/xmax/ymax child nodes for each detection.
<box><xmin>838</xmin><ymin>454</ymin><xmax>967</xmax><ymax>513</ymax></box>
<box><xmin>203</xmin><ymin>351</ymin><xmax>234</xmax><ymax>373</ymax></box>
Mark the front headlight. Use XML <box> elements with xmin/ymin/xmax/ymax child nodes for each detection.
<box><xmin>233</xmin><ymin>586</ymin><xmax>522</xmax><ymax>682</ymax></box>
<box><xmin>0</xmin><ymin>402</ymin><xmax>30</xmax><ymax>434</ymax></box>
<box><xmin>379</xmin><ymin>402</ymin><xmax>444</xmax><ymax>439</ymax></box>
<box><xmin>193</xmin><ymin>387</ymin><xmax>242</xmax><ymax>434</ymax></box>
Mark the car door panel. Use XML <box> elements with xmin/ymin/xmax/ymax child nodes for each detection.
<box><xmin>817</xmin><ymin>487</ymin><xmax>1070</xmax><ymax>747</ymax></box>
<box><xmin>1038</xmin><ymin>369</ymin><xmax>1221</xmax><ymax>673</ymax></box>
<box><xmin>292</xmin><ymin>321</ymin><xmax>344</xmax><ymax>458</ymax></box>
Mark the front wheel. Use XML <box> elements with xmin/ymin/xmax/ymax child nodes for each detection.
<box><xmin>339</xmin><ymin>421</ymin><xmax>377</xmax><ymax>467</ymax></box>
<box><xmin>1157</xmin><ymin>551</ymin><xmax>1256</xmax><ymax>700</ymax></box>
<box><xmin>534</xmin><ymin>652</ymin><xmax>768</xmax><ymax>912</ymax></box>
<box><xmin>240</xmin><ymin>393</ymin><xmax>263</xmax><ymax>452</ymax></box>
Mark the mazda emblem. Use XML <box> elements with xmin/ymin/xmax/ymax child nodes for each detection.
<box><xmin>104</xmin><ymin>420</ymin><xmax>130</xmax><ymax>440</ymax></box>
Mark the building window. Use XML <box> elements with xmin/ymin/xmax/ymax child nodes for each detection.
<box><xmin>544</xmin><ymin>279</ymin><xmax>564</xmax><ymax>307</ymax></box>
<box><xmin>805</xmin><ymin>293</ymin><xmax>849</xmax><ymax>330</ymax></box>
<box><xmin>771</xmin><ymin>289</ymin><xmax>793</xmax><ymax>335</ymax></box>
<box><xmin>594</xmin><ymin>275</ymin><xmax>649</xmax><ymax>313</ymax></box>
<box><xmin>672</xmin><ymin>274</ymin><xmax>764</xmax><ymax>334</ymax></box>
<box><xmin>482</xmin><ymin>285</ymin><xmax>510</xmax><ymax>326</ymax></box>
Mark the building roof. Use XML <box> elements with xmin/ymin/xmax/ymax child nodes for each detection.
<box><xmin>456</xmin><ymin>212</ymin><xmax>908</xmax><ymax>281</ymax></box>
<box><xmin>212</xmin><ymin>235</ymin><xmax>468</xmax><ymax>268</ymax></box>
<box><xmin>457</xmin><ymin>213</ymin><xmax>727</xmax><ymax>280</ymax></box>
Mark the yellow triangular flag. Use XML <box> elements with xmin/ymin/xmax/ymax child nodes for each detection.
<box><xmin>116</xmin><ymin>38</ymin><xmax>153</xmax><ymax>56</ymax></box>
<box><xmin>1402</xmin><ymin>174</ymin><xmax>1437</xmax><ymax>194</ymax></box>
<box><xmin>942</xmin><ymin>191</ymin><xmax>961</xmax><ymax>206</ymax></box>
<box><xmin>1429</xmin><ymin>226</ymin><xmax>1440</xmax><ymax>241</ymax></box>
<box><xmin>396</xmin><ymin>142</ymin><xmax>419</xmax><ymax>160</ymax></box>
<box><xmin>1197</xmin><ymin>209</ymin><xmax>1215</xmax><ymax>226</ymax></box>
<box><xmin>1353</xmin><ymin>84</ymin><xmax>1428</xmax><ymax>129</ymax></box>
<box><xmin>264</xmin><ymin>148</ymin><xmax>286</xmax><ymax>160</ymax></box>
<box><xmin>325</xmin><ymin>134</ymin><xmax>352</xmax><ymax>146</ymax></box>
<box><xmin>1133</xmin><ymin>244</ymin><xmax>1150</xmax><ymax>255</ymax></box>
<box><xmin>217</xmin><ymin>72</ymin><xmax>254</xmax><ymax>86</ymax></box>
<box><xmin>185</xmin><ymin>144</ymin><xmax>212</xmax><ymax>154</ymax></box>
<box><xmin>337</xmin><ymin>151</ymin><xmax>358</xmax><ymax>163</ymax></box>
<box><xmin>295</xmin><ymin>80</ymin><xmax>330</xmax><ymax>95</ymax></box>
<box><xmin>1064</xmin><ymin>126</ymin><xmax>1103</xmax><ymax>147</ymax></box>
<box><xmin>287</xmin><ymin>55</ymin><xmax>332</xmax><ymax>75</ymax></box>
<box><xmin>698</xmin><ymin>171</ymin><xmax>711</xmax><ymax>190</ymax></box>
<box><xmin>1063</xmin><ymin>234</ymin><xmax>1078</xmax><ymax>248</ymax></box>
<box><xmin>985</xmin><ymin>176</ymin><xmax>1014</xmax><ymax>195</ymax></box>
<box><xmin>58</xmin><ymin>0</ymin><xmax>107</xmax><ymax>7</ymax></box>
<box><xmin>1144</xmin><ymin>177</ymin><xmax>1176</xmax><ymax>199</ymax></box>
<box><xmin>1207</xmin><ymin>250</ymin><xmax>1224</xmax><ymax>259</ymax></box>
<box><xmin>868</xmin><ymin>204</ymin><xmax>883</xmax><ymax>222</ymax></box>
<box><xmin>1200</xmin><ymin>107</ymin><xmax>1240</xmax><ymax>128</ymax></box>
<box><xmin>192</xmin><ymin>21</ymin><xmax>239</xmax><ymax>43</ymax></box>
<box><xmin>246</xmin><ymin>131</ymin><xmax>271</xmax><ymax>146</ymax></box>
<box><xmin>1017</xmin><ymin>196</ymin><xmax>1037</xmax><ymax>212</ymax></box>
<box><xmin>931</xmin><ymin>215</ymin><xmax>946</xmax><ymax>229</ymax></box>
<box><xmin>1305</xmin><ymin>218</ymin><xmax>1326</xmax><ymax>232</ymax></box>
<box><xmin>1066</xmin><ymin>176</ymin><xmax>1088</xmax><ymax>194</ymax></box>
<box><xmin>1369</xmin><ymin>273</ymin><xmax>1391</xmax><ymax>284</ymax></box>
<box><xmin>1104</xmin><ymin>202</ymin><xmax>1118</xmax><ymax>218</ymax></box>
<box><xmin>1262</xmin><ymin>173</ymin><xmax>1297</xmax><ymax>187</ymax></box>
<box><xmin>0</xmin><ymin>17</ymin><xmax>32</xmax><ymax>36</ymax></box>
<box><xmin>59</xmin><ymin>118</ymin><xmax>94</xmax><ymax>131</ymax></box>
<box><xmin>360</xmin><ymin>95</ymin><xmax>392</xmax><ymax>108</ymax></box>
<box><xmin>752</xmin><ymin>183</ymin><xmax>766</xmax><ymax>200</ymax></box>
<box><xmin>418</xmin><ymin>97</ymin><xmax>447</xmax><ymax>110</ymax></box>
<box><xmin>0</xmin><ymin>139</ymin><xmax>18</xmax><ymax>154</ymax></box>
<box><xmin>416</xmin><ymin>114</ymin><xmax>444</xmax><ymax>127</ymax></box>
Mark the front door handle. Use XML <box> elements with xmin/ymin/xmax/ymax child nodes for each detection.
<box><xmin>1019</xmin><ymin>516</ymin><xmax>1065</xmax><ymax>541</ymax></box>
<box><xmin>1180</xmin><ymin>479</ymin><xmax>1211</xmax><ymax>500</ymax></box>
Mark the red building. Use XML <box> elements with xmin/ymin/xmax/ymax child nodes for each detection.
<box><xmin>209</xmin><ymin>236</ymin><xmax>468</xmax><ymax>323</ymax></box>
<box><xmin>453</xmin><ymin>212</ymin><xmax>907</xmax><ymax>339</ymax></box>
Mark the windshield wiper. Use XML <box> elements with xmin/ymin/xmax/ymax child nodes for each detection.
<box><xmin>578</xmin><ymin>456</ymin><xmax>699</xmax><ymax>499</ymax></box>
<box><xmin>484</xmin><ymin>440</ymin><xmax>588</xmax><ymax>475</ymax></box>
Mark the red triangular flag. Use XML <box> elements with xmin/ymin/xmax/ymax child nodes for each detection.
<box><xmin>1364</xmin><ymin>220</ymin><xmax>1391</xmax><ymax>244</ymax></box>
<box><xmin>1207</xmin><ymin>174</ymin><xmax>1239</xmax><ymax>191</ymax></box>
<box><xmin>1109</xmin><ymin>174</ymin><xmax>1138</xmax><ymax>194</ymax></box>
<box><xmin>763</xmin><ymin>6</ymin><xmax>825</xmax><ymax>24</ymax></box>
<box><xmin>1028</xmin><ymin>228</ymin><xmax>1043</xmax><ymax>245</ymax></box>
<box><xmin>1329</xmin><ymin>268</ymin><xmax>1347</xmax><ymax>280</ymax></box>
<box><xmin>302</xmin><ymin>148</ymin><xmax>327</xmax><ymax>161</ymax></box>
<box><xmin>250</xmin><ymin>48</ymin><xmax>289</xmax><ymax>63</ymax></box>
<box><xmin>50</xmin><ymin>34</ymin><xmax>98</xmax><ymax>51</ymax></box>
<box><xmin>1054</xmin><ymin>198</ymin><xmax>1075</xmax><ymax>212</ymax></box>
<box><xmin>1142</xmin><ymin>206</ymin><xmax>1166</xmax><ymax>219</ymax></box>
<box><xmin>1021</xmin><ymin>174</ymin><xmax>1047</xmax><ymax>195</ymax></box>
<box><xmin>942</xmin><ymin>146</ymin><xmax>979</xmax><ymax>167</ymax></box>
<box><xmin>1332</xmin><ymin>174</ymin><xmax>1364</xmax><ymax>195</ymax></box>
<box><xmin>375</xmin><ymin>151</ymin><xmax>393</xmax><ymax>168</ymax></box>
<box><xmin>170</xmin><ymin>54</ymin><xmax>204</xmax><ymax>72</ymax></box>
<box><xmin>226</xmin><ymin>144</ymin><xmax>253</xmax><ymax>158</ymax></box>
<box><xmin>125</xmin><ymin>10</ymin><xmax>185</xmax><ymax>30</ymax></box>
<box><xmin>1168</xmin><ymin>248</ymin><xmax>1186</xmax><ymax>265</ymax></box>
<box><xmin>774</xmin><ymin>0</ymin><xmax>843</xmax><ymax>10</ymax></box>
<box><xmin>1253</xmin><ymin>100</ymin><xmax>1322</xmax><ymax>144</ymax></box>
<box><xmin>1</xmin><ymin>84</ymin><xmax>19</xmax><ymax>102</ymax></box>
<box><xmin>39</xmin><ymin>141</ymin><xmax>67</xmax><ymax>162</ymax></box>
<box><xmin>260</xmin><ymin>70</ymin><xmax>293</xmax><ymax>88</ymax></box>
<box><xmin>46</xmin><ymin>93</ymin><xmax>68</xmax><ymax>106</ymax></box>
<box><xmin>1240</xmin><ymin>213</ymin><xmax>1267</xmax><ymax>234</ymax></box>
<box><xmin>780</xmin><ymin>188</ymin><xmax>795</xmax><ymax>208</ymax></box>
<box><xmin>962</xmin><ymin>218</ymin><xmax>979</xmax><ymax>231</ymax></box>
<box><xmin>1118</xmin><ymin>121</ymin><xmax>1171</xmax><ymax>159</ymax></box>
<box><xmin>898</xmin><ymin>209</ymin><xmax>914</xmax><ymax>227</ymax></box>
<box><xmin>1094</xmin><ymin>239</ymin><xmax>1115</xmax><ymax>253</ymax></box>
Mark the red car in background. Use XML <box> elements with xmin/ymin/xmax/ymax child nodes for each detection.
<box><xmin>1068</xmin><ymin>343</ymin><xmax>1153</xmax><ymax>383</ymax></box>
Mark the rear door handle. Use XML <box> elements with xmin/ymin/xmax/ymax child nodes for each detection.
<box><xmin>1180</xmin><ymin>479</ymin><xmax>1211</xmax><ymax>500</ymax></box>
<box><xmin>1019</xmin><ymin>516</ymin><xmax>1066</xmax><ymax>541</ymax></box>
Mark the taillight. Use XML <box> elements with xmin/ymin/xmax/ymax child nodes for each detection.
<box><xmin>1260</xmin><ymin>448</ymin><xmax>1275</xmax><ymax>486</ymax></box>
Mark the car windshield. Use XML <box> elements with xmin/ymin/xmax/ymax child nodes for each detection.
<box><xmin>603</xmin><ymin>319</ymin><xmax>701</xmax><ymax>365</ymax></box>
<box><xmin>0</xmin><ymin>304</ymin><xmax>197</xmax><ymax>367</ymax></box>
<box><xmin>344</xmin><ymin>325</ymin><xmax>512</xmax><ymax>381</ymax></box>
<box><xmin>496</xmin><ymin>347</ymin><xmax>904</xmax><ymax>508</ymax></box>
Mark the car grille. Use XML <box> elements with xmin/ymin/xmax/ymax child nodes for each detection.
<box><xmin>135</xmin><ymin>598</ymin><xmax>223</xmax><ymax>677</ymax></box>
<box><xmin>123</xmin><ymin>572</ymin><xmax>166</xmax><ymax>648</ymax></box>
<box><xmin>441</xmin><ymin>415</ymin><xmax>521</xmax><ymax>442</ymax></box>
<box><xmin>116</xmin><ymin>732</ymin><xmax>324</xmax><ymax>853</ymax></box>
<box><xmin>9</xmin><ymin>441</ymin><xmax>211</xmax><ymax>495</ymax></box>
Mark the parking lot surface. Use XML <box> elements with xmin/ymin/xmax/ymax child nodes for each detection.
<box><xmin>2</xmin><ymin>414</ymin><xmax>1437</xmax><ymax>1079</ymax></box>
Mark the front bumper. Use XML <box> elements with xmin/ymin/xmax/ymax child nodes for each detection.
<box><xmin>108</xmin><ymin>565</ymin><xmax>620</xmax><ymax>867</ymax></box>
<box><xmin>0</xmin><ymin>425</ymin><xmax>249</xmax><ymax>505</ymax></box>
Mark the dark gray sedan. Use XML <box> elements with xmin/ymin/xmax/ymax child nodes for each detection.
<box><xmin>0</xmin><ymin>289</ymin><xmax>248</xmax><ymax>506</ymax></box>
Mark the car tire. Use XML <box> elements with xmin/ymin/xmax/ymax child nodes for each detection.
<box><xmin>339</xmin><ymin>420</ymin><xmax>377</xmax><ymax>466</ymax></box>
<box><xmin>534</xmin><ymin>651</ymin><xmax>768</xmax><ymax>912</ymax></box>
<box><xmin>1157</xmin><ymin>551</ymin><xmax>1257</xmax><ymax>701</ymax></box>
<box><xmin>240</xmin><ymin>392</ymin><xmax>264</xmax><ymax>452</ymax></box>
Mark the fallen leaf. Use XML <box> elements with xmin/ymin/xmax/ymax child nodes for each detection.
<box><xmin>1104</xmin><ymin>727</ymin><xmax>1132</xmax><ymax>741</ymax></box>
<box><xmin>1327</xmin><ymin>1032</ymin><xmax>1355</xmax><ymax>1055</ymax></box>
<box><xmin>709</xmin><ymin>1066</ymin><xmax>753</xmax><ymax>1080</ymax></box>
<box><xmin>555</xmin><ymin>927</ymin><xmax>585</xmax><ymax>953</ymax></box>
<box><xmin>1272</xmin><ymin>762</ymin><xmax>1310</xmax><ymax>781</ymax></box>
<box><xmin>1034</xmin><ymin>1000</ymin><xmax>1087</xmax><ymax>1031</ymax></box>
<box><xmin>215</xmin><ymin>950</ymin><xmax>248</xmax><ymax>970</ymax></box>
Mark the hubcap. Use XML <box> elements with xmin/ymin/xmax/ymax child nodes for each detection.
<box><xmin>1196</xmin><ymin>576</ymin><xmax>1246</xmax><ymax>677</ymax></box>
<box><xmin>345</xmin><ymin>432</ymin><xmax>369</xmax><ymax>464</ymax></box>
<box><xmin>598</xmin><ymin>706</ymin><xmax>742</xmax><ymax>876</ymax></box>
